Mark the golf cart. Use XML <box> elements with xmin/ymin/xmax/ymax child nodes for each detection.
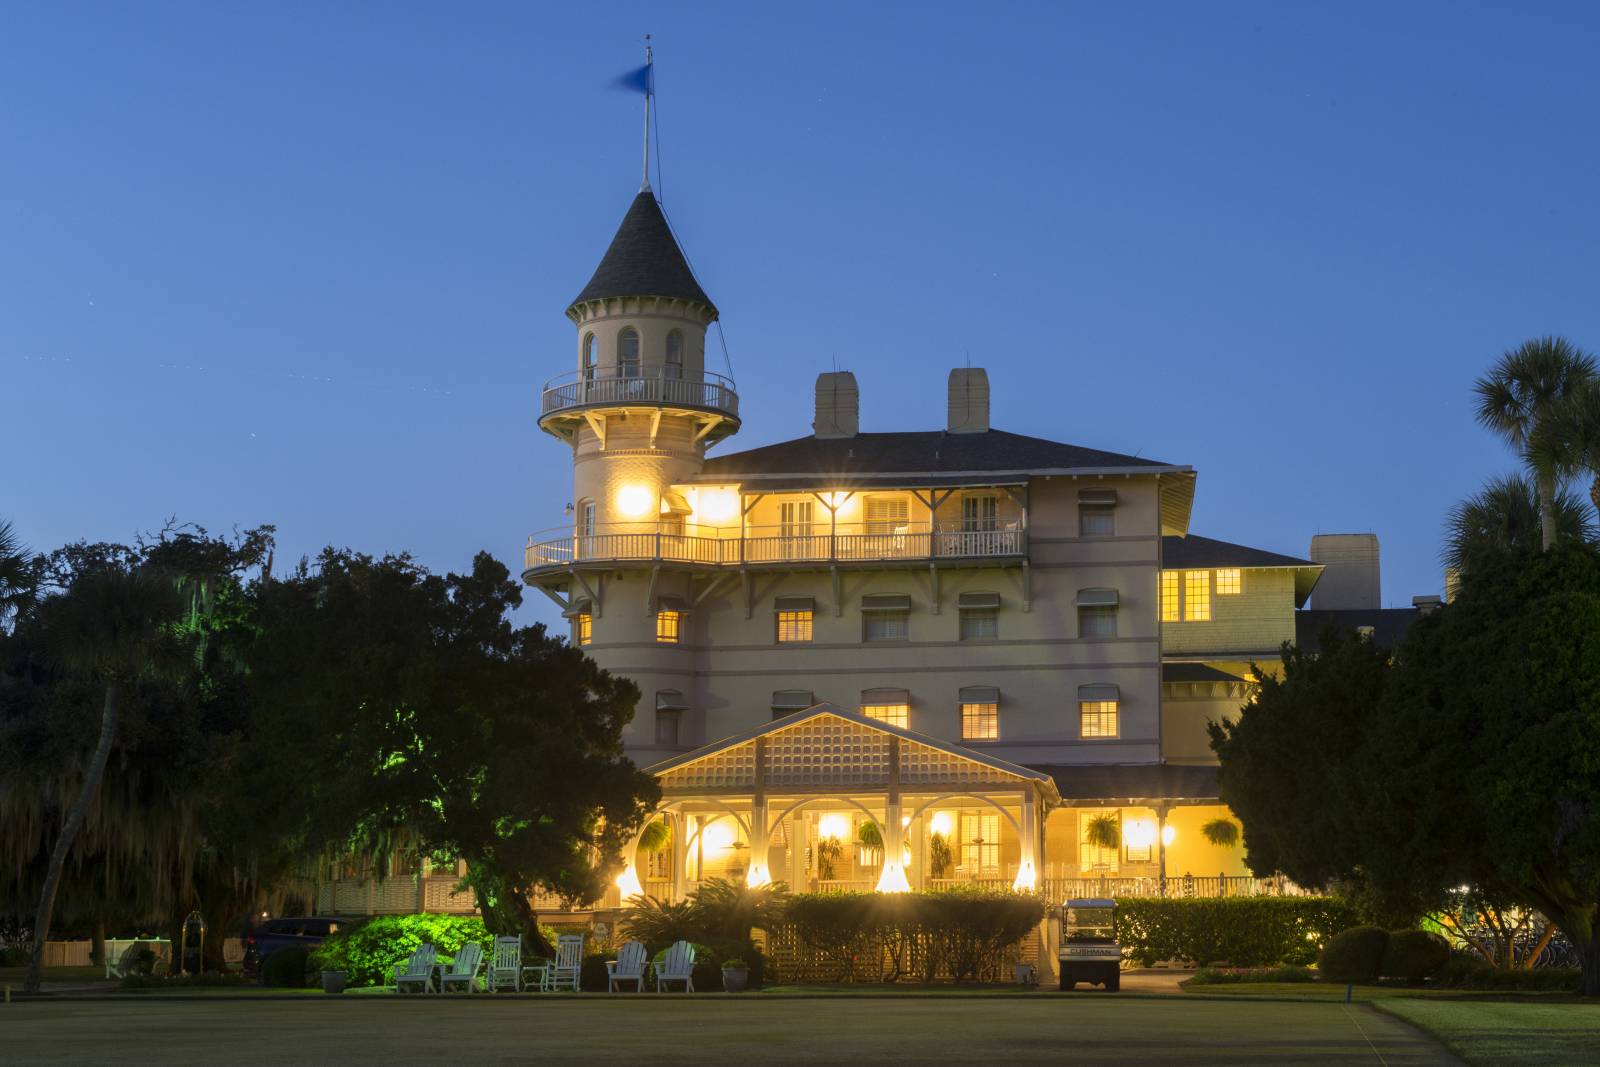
<box><xmin>1059</xmin><ymin>897</ymin><xmax>1121</xmax><ymax>991</ymax></box>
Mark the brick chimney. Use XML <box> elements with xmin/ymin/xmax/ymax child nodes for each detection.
<box><xmin>947</xmin><ymin>368</ymin><xmax>990</xmax><ymax>434</ymax></box>
<box><xmin>813</xmin><ymin>371</ymin><xmax>859</xmax><ymax>439</ymax></box>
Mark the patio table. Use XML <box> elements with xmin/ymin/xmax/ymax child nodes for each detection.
<box><xmin>521</xmin><ymin>959</ymin><xmax>554</xmax><ymax>992</ymax></box>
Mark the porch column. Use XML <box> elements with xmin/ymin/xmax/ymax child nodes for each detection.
<box><xmin>789</xmin><ymin>813</ymin><xmax>806</xmax><ymax>891</ymax></box>
<box><xmin>670</xmin><ymin>812</ymin><xmax>688</xmax><ymax>902</ymax></box>
<box><xmin>747</xmin><ymin>738</ymin><xmax>772</xmax><ymax>887</ymax></box>
<box><xmin>876</xmin><ymin>738</ymin><xmax>911</xmax><ymax>892</ymax></box>
<box><xmin>1155</xmin><ymin>803</ymin><xmax>1171</xmax><ymax>895</ymax></box>
<box><xmin>1012</xmin><ymin>790</ymin><xmax>1039</xmax><ymax>892</ymax></box>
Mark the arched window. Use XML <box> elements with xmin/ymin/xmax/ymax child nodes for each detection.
<box><xmin>665</xmin><ymin>330</ymin><xmax>684</xmax><ymax>379</ymax></box>
<box><xmin>578</xmin><ymin>499</ymin><xmax>596</xmax><ymax>537</ymax></box>
<box><xmin>618</xmin><ymin>328</ymin><xmax>640</xmax><ymax>378</ymax></box>
<box><xmin>582</xmin><ymin>334</ymin><xmax>598</xmax><ymax>381</ymax></box>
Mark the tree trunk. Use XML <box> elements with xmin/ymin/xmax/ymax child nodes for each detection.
<box><xmin>1538</xmin><ymin>468</ymin><xmax>1558</xmax><ymax>551</ymax></box>
<box><xmin>25</xmin><ymin>680</ymin><xmax>120</xmax><ymax>994</ymax></box>
<box><xmin>1583</xmin><ymin>934</ymin><xmax>1600</xmax><ymax>998</ymax></box>
<box><xmin>90</xmin><ymin>919</ymin><xmax>106</xmax><ymax>968</ymax></box>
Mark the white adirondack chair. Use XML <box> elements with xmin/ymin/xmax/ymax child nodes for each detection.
<box><xmin>395</xmin><ymin>944</ymin><xmax>438</xmax><ymax>994</ymax></box>
<box><xmin>654</xmin><ymin>940</ymin><xmax>696</xmax><ymax>993</ymax></box>
<box><xmin>606</xmin><ymin>940</ymin><xmax>648</xmax><ymax>992</ymax></box>
<box><xmin>487</xmin><ymin>936</ymin><xmax>523</xmax><ymax>993</ymax></box>
<box><xmin>550</xmin><ymin>934</ymin><xmax>585</xmax><ymax>992</ymax></box>
<box><xmin>440</xmin><ymin>942</ymin><xmax>483</xmax><ymax>993</ymax></box>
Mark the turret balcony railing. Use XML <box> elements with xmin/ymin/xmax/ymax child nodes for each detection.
<box><xmin>539</xmin><ymin>368</ymin><xmax>739</xmax><ymax>421</ymax></box>
<box><xmin>523</xmin><ymin>520</ymin><xmax>1025</xmax><ymax>573</ymax></box>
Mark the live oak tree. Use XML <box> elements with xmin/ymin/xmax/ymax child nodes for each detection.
<box><xmin>250</xmin><ymin>549</ymin><xmax>658</xmax><ymax>954</ymax></box>
<box><xmin>1211</xmin><ymin>542</ymin><xmax>1600</xmax><ymax>996</ymax></box>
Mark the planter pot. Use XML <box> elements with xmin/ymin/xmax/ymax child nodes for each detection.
<box><xmin>1014</xmin><ymin>963</ymin><xmax>1037</xmax><ymax>985</ymax></box>
<box><xmin>321</xmin><ymin>970</ymin><xmax>347</xmax><ymax>995</ymax></box>
<box><xmin>721</xmin><ymin>966</ymin><xmax>749</xmax><ymax>993</ymax></box>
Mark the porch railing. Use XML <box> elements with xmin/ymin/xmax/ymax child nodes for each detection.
<box><xmin>524</xmin><ymin>521</ymin><xmax>1025</xmax><ymax>573</ymax></box>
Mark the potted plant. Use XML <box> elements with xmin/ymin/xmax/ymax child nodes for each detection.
<box><xmin>1201</xmin><ymin>817</ymin><xmax>1240</xmax><ymax>848</ymax></box>
<box><xmin>311</xmin><ymin>943</ymin><xmax>346</xmax><ymax>994</ymax></box>
<box><xmin>720</xmin><ymin>957</ymin><xmax>750</xmax><ymax>992</ymax></box>
<box><xmin>856</xmin><ymin>820</ymin><xmax>883</xmax><ymax>866</ymax></box>
<box><xmin>929</xmin><ymin>831</ymin><xmax>954</xmax><ymax>880</ymax></box>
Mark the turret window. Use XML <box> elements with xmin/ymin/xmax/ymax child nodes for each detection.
<box><xmin>665</xmin><ymin>330</ymin><xmax>684</xmax><ymax>379</ymax></box>
<box><xmin>618</xmin><ymin>328</ymin><xmax>640</xmax><ymax>378</ymax></box>
<box><xmin>583</xmin><ymin>333</ymin><xmax>598</xmax><ymax>381</ymax></box>
<box><xmin>578</xmin><ymin>500</ymin><xmax>596</xmax><ymax>537</ymax></box>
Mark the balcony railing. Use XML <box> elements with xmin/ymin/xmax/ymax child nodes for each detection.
<box><xmin>523</xmin><ymin>521</ymin><xmax>1026</xmax><ymax>573</ymax></box>
<box><xmin>539</xmin><ymin>368</ymin><xmax>739</xmax><ymax>420</ymax></box>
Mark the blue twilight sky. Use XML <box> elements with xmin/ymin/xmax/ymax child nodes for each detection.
<box><xmin>6</xmin><ymin>2</ymin><xmax>1599</xmax><ymax>628</ymax></box>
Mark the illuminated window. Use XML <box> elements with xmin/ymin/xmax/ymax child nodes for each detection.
<box><xmin>776</xmin><ymin>610</ymin><xmax>813</xmax><ymax>643</ymax></box>
<box><xmin>575</xmin><ymin>613</ymin><xmax>592</xmax><ymax>646</ymax></box>
<box><xmin>654</xmin><ymin>710</ymin><xmax>680</xmax><ymax>745</ymax></box>
<box><xmin>578</xmin><ymin>500</ymin><xmax>596</xmax><ymax>537</ymax></box>
<box><xmin>618</xmin><ymin>327</ymin><xmax>640</xmax><ymax>377</ymax></box>
<box><xmin>862</xmin><ymin>704</ymin><xmax>908</xmax><ymax>728</ymax></box>
<box><xmin>865</xmin><ymin>496</ymin><xmax>909</xmax><ymax>535</ymax></box>
<box><xmin>656</xmin><ymin>610</ymin><xmax>681</xmax><ymax>643</ymax></box>
<box><xmin>960</xmin><ymin>703</ymin><xmax>998</xmax><ymax>740</ymax></box>
<box><xmin>1078</xmin><ymin>604</ymin><xmax>1117</xmax><ymax>637</ymax></box>
<box><xmin>665</xmin><ymin>330</ymin><xmax>684</xmax><ymax>379</ymax></box>
<box><xmin>959</xmin><ymin>813</ymin><xmax>1000</xmax><ymax>874</ymax></box>
<box><xmin>1160</xmin><ymin>571</ymin><xmax>1180</xmax><ymax>622</ymax></box>
<box><xmin>1184</xmin><ymin>570</ymin><xmax>1211</xmax><ymax>621</ymax></box>
<box><xmin>1080</xmin><ymin>701</ymin><xmax>1119</xmax><ymax>738</ymax></box>
<box><xmin>1215</xmin><ymin>568</ymin><xmax>1242</xmax><ymax>596</ymax></box>
<box><xmin>779</xmin><ymin>500</ymin><xmax>813</xmax><ymax>539</ymax></box>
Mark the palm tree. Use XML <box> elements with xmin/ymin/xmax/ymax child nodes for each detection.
<box><xmin>0</xmin><ymin>519</ymin><xmax>38</xmax><ymax>630</ymax></box>
<box><xmin>1533</xmin><ymin>377</ymin><xmax>1600</xmax><ymax>517</ymax></box>
<box><xmin>1473</xmin><ymin>336</ymin><xmax>1597</xmax><ymax>550</ymax></box>
<box><xmin>1443</xmin><ymin>473</ymin><xmax>1595</xmax><ymax>576</ymax></box>
<box><xmin>22</xmin><ymin>565</ymin><xmax>185</xmax><ymax>993</ymax></box>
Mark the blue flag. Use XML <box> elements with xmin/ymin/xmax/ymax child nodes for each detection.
<box><xmin>613</xmin><ymin>62</ymin><xmax>653</xmax><ymax>97</ymax></box>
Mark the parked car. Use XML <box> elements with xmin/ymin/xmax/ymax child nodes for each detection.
<box><xmin>242</xmin><ymin>917</ymin><xmax>350</xmax><ymax>978</ymax></box>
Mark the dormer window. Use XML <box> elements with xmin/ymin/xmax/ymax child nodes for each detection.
<box><xmin>665</xmin><ymin>330</ymin><xmax>684</xmax><ymax>379</ymax></box>
<box><xmin>618</xmin><ymin>327</ymin><xmax>640</xmax><ymax>378</ymax></box>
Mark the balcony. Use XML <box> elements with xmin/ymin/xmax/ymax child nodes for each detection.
<box><xmin>538</xmin><ymin>368</ymin><xmax>740</xmax><ymax>423</ymax></box>
<box><xmin>523</xmin><ymin>520</ymin><xmax>1026</xmax><ymax>575</ymax></box>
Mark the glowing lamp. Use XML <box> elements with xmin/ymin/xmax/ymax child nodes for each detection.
<box><xmin>1011</xmin><ymin>860</ymin><xmax>1037</xmax><ymax>892</ymax></box>
<box><xmin>930</xmin><ymin>811</ymin><xmax>954</xmax><ymax>838</ymax></box>
<box><xmin>615</xmin><ymin>865</ymin><xmax>644</xmax><ymax>900</ymax></box>
<box><xmin>901</xmin><ymin>814</ymin><xmax>911</xmax><ymax>828</ymax></box>
<box><xmin>703</xmin><ymin>821</ymin><xmax>736</xmax><ymax>855</ymax></box>
<box><xmin>1161</xmin><ymin>824</ymin><xmax>1177</xmax><ymax>847</ymax></box>
<box><xmin>875</xmin><ymin>862</ymin><xmax>911</xmax><ymax>893</ymax></box>
<box><xmin>616</xmin><ymin>484</ymin><xmax>654</xmax><ymax>519</ymax></box>
<box><xmin>745</xmin><ymin>863</ymin><xmax>772</xmax><ymax>888</ymax></box>
<box><xmin>695</xmin><ymin>487</ymin><xmax>739</xmax><ymax>524</ymax></box>
<box><xmin>1124</xmin><ymin>820</ymin><xmax>1157</xmax><ymax>850</ymax></box>
<box><xmin>817</xmin><ymin>814</ymin><xmax>851</xmax><ymax>842</ymax></box>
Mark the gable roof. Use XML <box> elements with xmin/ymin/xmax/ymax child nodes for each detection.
<box><xmin>572</xmin><ymin>190</ymin><xmax>716</xmax><ymax>313</ymax></box>
<box><xmin>645</xmin><ymin>703</ymin><xmax>1057</xmax><ymax>801</ymax></box>
<box><xmin>699</xmin><ymin>429</ymin><xmax>1179</xmax><ymax>481</ymax></box>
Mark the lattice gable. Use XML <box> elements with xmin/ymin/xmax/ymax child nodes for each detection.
<box><xmin>655</xmin><ymin>712</ymin><xmax>1036</xmax><ymax>792</ymax></box>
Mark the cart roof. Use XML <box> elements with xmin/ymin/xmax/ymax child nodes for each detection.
<box><xmin>1065</xmin><ymin>898</ymin><xmax>1116</xmax><ymax>908</ymax></box>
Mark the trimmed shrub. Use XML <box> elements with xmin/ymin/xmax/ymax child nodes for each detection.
<box><xmin>1116</xmin><ymin>897</ymin><xmax>1361</xmax><ymax>967</ymax></box>
<box><xmin>1318</xmin><ymin>926</ymin><xmax>1390</xmax><ymax>984</ymax></box>
<box><xmin>1188</xmin><ymin>964</ymin><xmax>1314</xmax><ymax>985</ymax></box>
<box><xmin>780</xmin><ymin>890</ymin><xmax>1043</xmax><ymax>983</ymax></box>
<box><xmin>1380</xmin><ymin>929</ymin><xmax>1450</xmax><ymax>982</ymax></box>
<box><xmin>580</xmin><ymin>953</ymin><xmax>611</xmax><ymax>992</ymax></box>
<box><xmin>1436</xmin><ymin>954</ymin><xmax>1581</xmax><ymax>991</ymax></box>
<box><xmin>261</xmin><ymin>946</ymin><xmax>315</xmax><ymax>988</ymax></box>
<box><xmin>0</xmin><ymin>946</ymin><xmax>31</xmax><ymax>967</ymax></box>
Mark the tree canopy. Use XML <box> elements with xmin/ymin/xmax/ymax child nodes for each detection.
<box><xmin>1211</xmin><ymin>541</ymin><xmax>1600</xmax><ymax>995</ymax></box>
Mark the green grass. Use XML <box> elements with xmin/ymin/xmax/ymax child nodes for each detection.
<box><xmin>0</xmin><ymin>965</ymin><xmax>107</xmax><ymax>984</ymax></box>
<box><xmin>1377</xmin><ymin>999</ymin><xmax>1600</xmax><ymax>1066</ymax></box>
<box><xmin>0</xmin><ymin>996</ymin><xmax>1458</xmax><ymax>1064</ymax></box>
<box><xmin>1180</xmin><ymin>980</ymin><xmax>1574</xmax><ymax>1002</ymax></box>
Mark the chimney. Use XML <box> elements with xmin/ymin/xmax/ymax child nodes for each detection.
<box><xmin>1412</xmin><ymin>595</ymin><xmax>1443</xmax><ymax>615</ymax></box>
<box><xmin>1309</xmin><ymin>534</ymin><xmax>1381</xmax><ymax>610</ymax></box>
<box><xmin>813</xmin><ymin>371</ymin><xmax>859</xmax><ymax>439</ymax></box>
<box><xmin>946</xmin><ymin>367</ymin><xmax>990</xmax><ymax>434</ymax></box>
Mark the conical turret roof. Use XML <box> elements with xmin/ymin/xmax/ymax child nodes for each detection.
<box><xmin>571</xmin><ymin>189</ymin><xmax>716</xmax><ymax>315</ymax></box>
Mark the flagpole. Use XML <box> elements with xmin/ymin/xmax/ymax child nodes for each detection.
<box><xmin>641</xmin><ymin>36</ymin><xmax>653</xmax><ymax>191</ymax></box>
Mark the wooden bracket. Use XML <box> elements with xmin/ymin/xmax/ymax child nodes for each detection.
<box><xmin>583</xmin><ymin>411</ymin><xmax>608</xmax><ymax>450</ymax></box>
<box><xmin>647</xmin><ymin>409</ymin><xmax>663</xmax><ymax>450</ymax></box>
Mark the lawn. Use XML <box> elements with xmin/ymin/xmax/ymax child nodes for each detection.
<box><xmin>0</xmin><ymin>996</ymin><xmax>1456</xmax><ymax>1064</ymax></box>
<box><xmin>1378</xmin><ymin>999</ymin><xmax>1600</xmax><ymax>1066</ymax></box>
<box><xmin>1181</xmin><ymin>980</ymin><xmax>1575</xmax><ymax>1003</ymax></box>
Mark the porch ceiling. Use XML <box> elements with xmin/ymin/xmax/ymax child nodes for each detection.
<box><xmin>645</xmin><ymin>704</ymin><xmax>1060</xmax><ymax>805</ymax></box>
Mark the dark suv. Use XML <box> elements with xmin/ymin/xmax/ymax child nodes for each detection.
<box><xmin>242</xmin><ymin>916</ymin><xmax>349</xmax><ymax>978</ymax></box>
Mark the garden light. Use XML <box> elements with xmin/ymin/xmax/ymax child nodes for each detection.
<box><xmin>875</xmin><ymin>862</ymin><xmax>911</xmax><ymax>893</ymax></box>
<box><xmin>615</xmin><ymin>865</ymin><xmax>644</xmax><ymax>900</ymax></box>
<box><xmin>745</xmin><ymin>862</ymin><xmax>772</xmax><ymax>888</ymax></box>
<box><xmin>1011</xmin><ymin>860</ymin><xmax>1037</xmax><ymax>892</ymax></box>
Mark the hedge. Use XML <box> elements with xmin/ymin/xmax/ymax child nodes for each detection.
<box><xmin>1317</xmin><ymin>926</ymin><xmax>1389</xmax><ymax>983</ymax></box>
<box><xmin>780</xmin><ymin>890</ymin><xmax>1043</xmax><ymax>983</ymax></box>
<box><xmin>1115</xmin><ymin>897</ymin><xmax>1361</xmax><ymax>967</ymax></box>
<box><xmin>260</xmin><ymin>945</ymin><xmax>315</xmax><ymax>988</ymax></box>
<box><xmin>1380</xmin><ymin>930</ymin><xmax>1449</xmax><ymax>982</ymax></box>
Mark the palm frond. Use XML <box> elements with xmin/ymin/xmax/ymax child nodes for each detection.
<box><xmin>1442</xmin><ymin>472</ymin><xmax>1596</xmax><ymax>574</ymax></box>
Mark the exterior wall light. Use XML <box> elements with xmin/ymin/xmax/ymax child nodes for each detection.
<box><xmin>616</xmin><ymin>484</ymin><xmax>654</xmax><ymax>519</ymax></box>
<box><xmin>615</xmin><ymin>865</ymin><xmax>644</xmax><ymax>900</ymax></box>
<box><xmin>929</xmin><ymin>811</ymin><xmax>954</xmax><ymax>838</ymax></box>
<box><xmin>1124</xmin><ymin>820</ymin><xmax>1157</xmax><ymax>850</ymax></box>
<box><xmin>1011</xmin><ymin>860</ymin><xmax>1037</xmax><ymax>892</ymax></box>
<box><xmin>817</xmin><ymin>813</ymin><xmax>851</xmax><ymax>842</ymax></box>
<box><xmin>703</xmin><ymin>821</ymin><xmax>736</xmax><ymax>855</ymax></box>
<box><xmin>693</xmin><ymin>487</ymin><xmax>739</xmax><ymax>525</ymax></box>
<box><xmin>1161</xmin><ymin>824</ymin><xmax>1177</xmax><ymax>847</ymax></box>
